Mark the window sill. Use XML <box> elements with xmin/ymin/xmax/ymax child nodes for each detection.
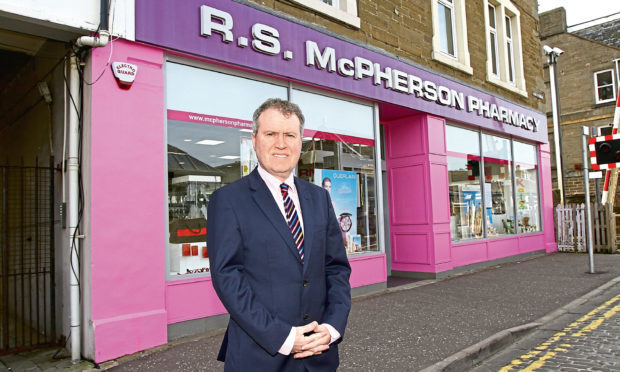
<box><xmin>595</xmin><ymin>98</ymin><xmax>617</xmax><ymax>105</ymax></box>
<box><xmin>290</xmin><ymin>0</ymin><xmax>361</xmax><ymax>28</ymax></box>
<box><xmin>432</xmin><ymin>51</ymin><xmax>473</xmax><ymax>75</ymax></box>
<box><xmin>487</xmin><ymin>74</ymin><xmax>528</xmax><ymax>98</ymax></box>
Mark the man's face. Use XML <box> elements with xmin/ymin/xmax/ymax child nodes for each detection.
<box><xmin>252</xmin><ymin>107</ymin><xmax>302</xmax><ymax>182</ymax></box>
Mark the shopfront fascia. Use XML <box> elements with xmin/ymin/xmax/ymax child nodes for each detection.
<box><xmin>84</xmin><ymin>0</ymin><xmax>555</xmax><ymax>362</ymax></box>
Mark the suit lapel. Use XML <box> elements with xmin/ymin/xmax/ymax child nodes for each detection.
<box><xmin>248</xmin><ymin>170</ymin><xmax>303</xmax><ymax>264</ymax></box>
<box><xmin>295</xmin><ymin>178</ymin><xmax>313</xmax><ymax>273</ymax></box>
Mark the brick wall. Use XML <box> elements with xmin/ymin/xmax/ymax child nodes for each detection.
<box><xmin>247</xmin><ymin>0</ymin><xmax>546</xmax><ymax>113</ymax></box>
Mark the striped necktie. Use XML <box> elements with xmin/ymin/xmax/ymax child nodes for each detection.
<box><xmin>280</xmin><ymin>183</ymin><xmax>304</xmax><ymax>262</ymax></box>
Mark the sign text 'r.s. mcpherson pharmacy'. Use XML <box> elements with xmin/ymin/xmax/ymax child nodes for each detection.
<box><xmin>200</xmin><ymin>4</ymin><xmax>539</xmax><ymax>133</ymax></box>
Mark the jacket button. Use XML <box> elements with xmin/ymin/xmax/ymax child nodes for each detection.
<box><xmin>303</xmin><ymin>314</ymin><xmax>309</xmax><ymax>320</ymax></box>
<box><xmin>303</xmin><ymin>280</ymin><xmax>308</xmax><ymax>287</ymax></box>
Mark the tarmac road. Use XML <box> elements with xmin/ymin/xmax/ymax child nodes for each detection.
<box><xmin>107</xmin><ymin>252</ymin><xmax>620</xmax><ymax>371</ymax></box>
<box><xmin>470</xmin><ymin>276</ymin><xmax>619</xmax><ymax>371</ymax></box>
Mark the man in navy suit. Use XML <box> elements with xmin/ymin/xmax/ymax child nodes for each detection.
<box><xmin>207</xmin><ymin>98</ymin><xmax>352</xmax><ymax>371</ymax></box>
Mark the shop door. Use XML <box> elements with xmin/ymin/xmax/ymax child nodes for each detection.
<box><xmin>0</xmin><ymin>158</ymin><xmax>56</xmax><ymax>354</ymax></box>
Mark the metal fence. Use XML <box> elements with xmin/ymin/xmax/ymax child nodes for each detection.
<box><xmin>1</xmin><ymin>158</ymin><xmax>56</xmax><ymax>354</ymax></box>
<box><xmin>556</xmin><ymin>203</ymin><xmax>616</xmax><ymax>253</ymax></box>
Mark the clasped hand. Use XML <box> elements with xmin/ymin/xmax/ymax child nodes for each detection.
<box><xmin>291</xmin><ymin>321</ymin><xmax>331</xmax><ymax>359</ymax></box>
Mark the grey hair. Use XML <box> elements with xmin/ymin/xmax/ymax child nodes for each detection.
<box><xmin>252</xmin><ymin>98</ymin><xmax>305</xmax><ymax>136</ymax></box>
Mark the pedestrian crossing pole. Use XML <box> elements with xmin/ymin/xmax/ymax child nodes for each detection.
<box><xmin>582</xmin><ymin>126</ymin><xmax>595</xmax><ymax>274</ymax></box>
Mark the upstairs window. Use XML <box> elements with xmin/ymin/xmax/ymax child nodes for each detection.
<box><xmin>505</xmin><ymin>15</ymin><xmax>515</xmax><ymax>84</ymax></box>
<box><xmin>483</xmin><ymin>0</ymin><xmax>527</xmax><ymax>96</ymax></box>
<box><xmin>438</xmin><ymin>0</ymin><xmax>457</xmax><ymax>57</ymax></box>
<box><xmin>594</xmin><ymin>70</ymin><xmax>616</xmax><ymax>104</ymax></box>
<box><xmin>488</xmin><ymin>4</ymin><xmax>500</xmax><ymax>77</ymax></box>
<box><xmin>431</xmin><ymin>0</ymin><xmax>472</xmax><ymax>75</ymax></box>
<box><xmin>291</xmin><ymin>0</ymin><xmax>360</xmax><ymax>28</ymax></box>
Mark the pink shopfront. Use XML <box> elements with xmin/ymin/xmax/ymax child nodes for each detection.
<box><xmin>84</xmin><ymin>0</ymin><xmax>556</xmax><ymax>363</ymax></box>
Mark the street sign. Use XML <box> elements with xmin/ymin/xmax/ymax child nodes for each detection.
<box><xmin>589</xmin><ymin>171</ymin><xmax>603</xmax><ymax>179</ymax></box>
<box><xmin>589</xmin><ymin>134</ymin><xmax>620</xmax><ymax>170</ymax></box>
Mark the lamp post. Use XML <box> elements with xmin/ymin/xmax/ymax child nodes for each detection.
<box><xmin>544</xmin><ymin>45</ymin><xmax>566</xmax><ymax>205</ymax></box>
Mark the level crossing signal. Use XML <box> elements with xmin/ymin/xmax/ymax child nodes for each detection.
<box><xmin>589</xmin><ymin>134</ymin><xmax>620</xmax><ymax>170</ymax></box>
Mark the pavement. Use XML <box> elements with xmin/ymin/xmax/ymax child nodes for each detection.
<box><xmin>1</xmin><ymin>252</ymin><xmax>619</xmax><ymax>371</ymax></box>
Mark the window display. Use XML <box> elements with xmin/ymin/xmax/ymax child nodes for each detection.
<box><xmin>299</xmin><ymin>140</ymin><xmax>377</xmax><ymax>253</ymax></box>
<box><xmin>514</xmin><ymin>141</ymin><xmax>540</xmax><ymax>233</ymax></box>
<box><xmin>165</xmin><ymin>61</ymin><xmax>380</xmax><ymax>277</ymax></box>
<box><xmin>482</xmin><ymin>134</ymin><xmax>514</xmax><ymax>237</ymax></box>
<box><xmin>446</xmin><ymin>124</ymin><xmax>541</xmax><ymax>241</ymax></box>
<box><xmin>447</xmin><ymin>126</ymin><xmax>482</xmax><ymax>240</ymax></box>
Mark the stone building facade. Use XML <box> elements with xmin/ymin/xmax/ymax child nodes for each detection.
<box><xmin>540</xmin><ymin>7</ymin><xmax>620</xmax><ymax>204</ymax></box>
<box><xmin>248</xmin><ymin>0</ymin><xmax>547</xmax><ymax>113</ymax></box>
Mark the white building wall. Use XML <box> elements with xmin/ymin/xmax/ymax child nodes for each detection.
<box><xmin>0</xmin><ymin>0</ymin><xmax>135</xmax><ymax>39</ymax></box>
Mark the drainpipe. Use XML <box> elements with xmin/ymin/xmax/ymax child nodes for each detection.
<box><xmin>68</xmin><ymin>55</ymin><xmax>81</xmax><ymax>363</ymax></box>
<box><xmin>68</xmin><ymin>0</ymin><xmax>110</xmax><ymax>363</ymax></box>
<box><xmin>76</xmin><ymin>29</ymin><xmax>110</xmax><ymax>48</ymax></box>
<box><xmin>76</xmin><ymin>0</ymin><xmax>110</xmax><ymax>47</ymax></box>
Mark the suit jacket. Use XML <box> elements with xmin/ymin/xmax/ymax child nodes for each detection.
<box><xmin>207</xmin><ymin>169</ymin><xmax>352</xmax><ymax>371</ymax></box>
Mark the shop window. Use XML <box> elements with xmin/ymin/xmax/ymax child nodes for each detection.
<box><xmin>482</xmin><ymin>134</ymin><xmax>514</xmax><ymax>237</ymax></box>
<box><xmin>594</xmin><ymin>70</ymin><xmax>616</xmax><ymax>104</ymax></box>
<box><xmin>431</xmin><ymin>0</ymin><xmax>473</xmax><ymax>75</ymax></box>
<box><xmin>290</xmin><ymin>0</ymin><xmax>360</xmax><ymax>28</ymax></box>
<box><xmin>165</xmin><ymin>61</ymin><xmax>379</xmax><ymax>278</ymax></box>
<box><xmin>514</xmin><ymin>141</ymin><xmax>540</xmax><ymax>233</ymax></box>
<box><xmin>165</xmin><ymin>62</ymin><xmax>287</xmax><ymax>277</ymax></box>
<box><xmin>483</xmin><ymin>0</ymin><xmax>527</xmax><ymax>96</ymax></box>
<box><xmin>447</xmin><ymin>125</ymin><xmax>541</xmax><ymax>241</ymax></box>
<box><xmin>292</xmin><ymin>89</ymin><xmax>378</xmax><ymax>255</ymax></box>
<box><xmin>447</xmin><ymin>126</ymin><xmax>482</xmax><ymax>241</ymax></box>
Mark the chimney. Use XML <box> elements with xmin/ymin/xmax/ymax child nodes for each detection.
<box><xmin>540</xmin><ymin>7</ymin><xmax>567</xmax><ymax>38</ymax></box>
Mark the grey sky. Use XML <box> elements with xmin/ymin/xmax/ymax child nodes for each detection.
<box><xmin>538</xmin><ymin>0</ymin><xmax>620</xmax><ymax>27</ymax></box>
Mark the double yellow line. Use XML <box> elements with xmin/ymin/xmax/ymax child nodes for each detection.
<box><xmin>499</xmin><ymin>293</ymin><xmax>620</xmax><ymax>371</ymax></box>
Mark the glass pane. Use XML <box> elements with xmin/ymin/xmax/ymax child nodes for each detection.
<box><xmin>514</xmin><ymin>141</ymin><xmax>538</xmax><ymax>164</ymax></box>
<box><xmin>165</xmin><ymin>63</ymin><xmax>288</xmax><ymax>277</ymax></box>
<box><xmin>597</xmin><ymin>71</ymin><xmax>612</xmax><ymax>86</ymax></box>
<box><xmin>298</xmin><ymin>138</ymin><xmax>378</xmax><ymax>254</ymax></box>
<box><xmin>448</xmin><ymin>156</ymin><xmax>483</xmax><ymax>241</ymax></box>
<box><xmin>167</xmin><ymin>120</ymin><xmax>243</xmax><ymax>276</ymax></box>
<box><xmin>447</xmin><ymin>125</ymin><xmax>482</xmax><ymax>241</ymax></box>
<box><xmin>507</xmin><ymin>42</ymin><xmax>514</xmax><ymax>83</ymax></box>
<box><xmin>490</xmin><ymin>33</ymin><xmax>498</xmax><ymax>75</ymax></box>
<box><xmin>447</xmin><ymin>125</ymin><xmax>480</xmax><ymax>154</ymax></box>
<box><xmin>292</xmin><ymin>89</ymin><xmax>377</xmax><ymax>256</ymax></box>
<box><xmin>482</xmin><ymin>134</ymin><xmax>514</xmax><ymax>237</ymax></box>
<box><xmin>514</xmin><ymin>141</ymin><xmax>540</xmax><ymax>233</ymax></box>
<box><xmin>292</xmin><ymin>89</ymin><xmax>374</xmax><ymax>140</ymax></box>
<box><xmin>488</xmin><ymin>5</ymin><xmax>496</xmax><ymax>29</ymax></box>
<box><xmin>438</xmin><ymin>3</ymin><xmax>455</xmax><ymax>56</ymax></box>
<box><xmin>505</xmin><ymin>16</ymin><xmax>512</xmax><ymax>38</ymax></box>
<box><xmin>166</xmin><ymin>62</ymin><xmax>287</xmax><ymax>120</ymax></box>
<box><xmin>598</xmin><ymin>86</ymin><xmax>614</xmax><ymax>101</ymax></box>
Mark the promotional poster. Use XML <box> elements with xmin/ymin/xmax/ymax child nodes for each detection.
<box><xmin>314</xmin><ymin>169</ymin><xmax>359</xmax><ymax>252</ymax></box>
